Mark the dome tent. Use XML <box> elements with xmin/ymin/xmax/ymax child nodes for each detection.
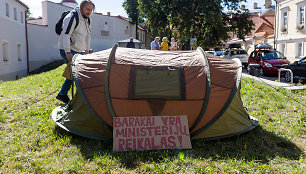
<box><xmin>52</xmin><ymin>45</ymin><xmax>258</xmax><ymax>141</ymax></box>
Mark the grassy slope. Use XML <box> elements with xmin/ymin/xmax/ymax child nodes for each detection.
<box><xmin>0</xmin><ymin>64</ymin><xmax>305</xmax><ymax>173</ymax></box>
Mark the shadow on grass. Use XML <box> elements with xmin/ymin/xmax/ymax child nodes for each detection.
<box><xmin>53</xmin><ymin>125</ymin><xmax>303</xmax><ymax>169</ymax></box>
<box><xmin>29</xmin><ymin>60</ymin><xmax>64</xmax><ymax>75</ymax></box>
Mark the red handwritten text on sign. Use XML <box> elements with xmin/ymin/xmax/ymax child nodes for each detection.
<box><xmin>113</xmin><ymin>116</ymin><xmax>192</xmax><ymax>151</ymax></box>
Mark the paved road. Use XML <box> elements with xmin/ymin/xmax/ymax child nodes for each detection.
<box><xmin>241</xmin><ymin>69</ymin><xmax>306</xmax><ymax>90</ymax></box>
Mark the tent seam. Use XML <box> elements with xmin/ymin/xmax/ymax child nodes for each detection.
<box><xmin>190</xmin><ymin>58</ymin><xmax>243</xmax><ymax>138</ymax></box>
<box><xmin>72</xmin><ymin>54</ymin><xmax>113</xmax><ymax>132</ymax></box>
<box><xmin>189</xmin><ymin>47</ymin><xmax>211</xmax><ymax>132</ymax></box>
<box><xmin>105</xmin><ymin>44</ymin><xmax>118</xmax><ymax>118</ymax></box>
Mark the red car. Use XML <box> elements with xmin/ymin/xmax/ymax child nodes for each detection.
<box><xmin>247</xmin><ymin>44</ymin><xmax>290</xmax><ymax>76</ymax></box>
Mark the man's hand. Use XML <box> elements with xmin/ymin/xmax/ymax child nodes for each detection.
<box><xmin>66</xmin><ymin>52</ymin><xmax>73</xmax><ymax>62</ymax></box>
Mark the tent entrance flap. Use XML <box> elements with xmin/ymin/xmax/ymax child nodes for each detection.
<box><xmin>131</xmin><ymin>66</ymin><xmax>184</xmax><ymax>100</ymax></box>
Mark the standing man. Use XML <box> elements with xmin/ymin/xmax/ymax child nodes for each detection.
<box><xmin>56</xmin><ymin>0</ymin><xmax>95</xmax><ymax>104</ymax></box>
<box><xmin>126</xmin><ymin>37</ymin><xmax>135</xmax><ymax>48</ymax></box>
<box><xmin>151</xmin><ymin>37</ymin><xmax>160</xmax><ymax>50</ymax></box>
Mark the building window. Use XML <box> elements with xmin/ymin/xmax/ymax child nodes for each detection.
<box><xmin>297</xmin><ymin>42</ymin><xmax>303</xmax><ymax>58</ymax></box>
<box><xmin>280</xmin><ymin>43</ymin><xmax>286</xmax><ymax>55</ymax></box>
<box><xmin>299</xmin><ymin>7</ymin><xmax>305</xmax><ymax>25</ymax></box>
<box><xmin>138</xmin><ymin>33</ymin><xmax>141</xmax><ymax>41</ymax></box>
<box><xmin>101</xmin><ymin>30</ymin><xmax>110</xmax><ymax>36</ymax></box>
<box><xmin>21</xmin><ymin>12</ymin><xmax>23</xmax><ymax>23</ymax></box>
<box><xmin>17</xmin><ymin>44</ymin><xmax>22</xmax><ymax>62</ymax></box>
<box><xmin>6</xmin><ymin>3</ymin><xmax>10</xmax><ymax>17</ymax></box>
<box><xmin>2</xmin><ymin>42</ymin><xmax>9</xmax><ymax>62</ymax></box>
<box><xmin>14</xmin><ymin>8</ymin><xmax>17</xmax><ymax>20</ymax></box>
<box><xmin>283</xmin><ymin>11</ymin><xmax>288</xmax><ymax>27</ymax></box>
<box><xmin>281</xmin><ymin>8</ymin><xmax>289</xmax><ymax>33</ymax></box>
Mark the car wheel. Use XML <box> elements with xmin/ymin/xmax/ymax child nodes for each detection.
<box><xmin>247</xmin><ymin>65</ymin><xmax>251</xmax><ymax>74</ymax></box>
<box><xmin>259</xmin><ymin>67</ymin><xmax>264</xmax><ymax>76</ymax></box>
<box><xmin>284</xmin><ymin>71</ymin><xmax>292</xmax><ymax>82</ymax></box>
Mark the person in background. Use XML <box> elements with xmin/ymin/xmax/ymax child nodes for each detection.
<box><xmin>151</xmin><ymin>37</ymin><xmax>160</xmax><ymax>50</ymax></box>
<box><xmin>161</xmin><ymin>37</ymin><xmax>169</xmax><ymax>51</ymax></box>
<box><xmin>56</xmin><ymin>0</ymin><xmax>94</xmax><ymax>104</ymax></box>
<box><xmin>170</xmin><ymin>37</ymin><xmax>178</xmax><ymax>51</ymax></box>
<box><xmin>126</xmin><ymin>37</ymin><xmax>135</xmax><ymax>48</ymax></box>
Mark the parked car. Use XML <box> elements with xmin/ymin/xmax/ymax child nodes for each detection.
<box><xmin>228</xmin><ymin>42</ymin><xmax>241</xmax><ymax>49</ymax></box>
<box><xmin>247</xmin><ymin>43</ymin><xmax>290</xmax><ymax>76</ymax></box>
<box><xmin>214</xmin><ymin>51</ymin><xmax>224</xmax><ymax>56</ymax></box>
<box><xmin>222</xmin><ymin>49</ymin><xmax>249</xmax><ymax>67</ymax></box>
<box><xmin>205</xmin><ymin>51</ymin><xmax>215</xmax><ymax>55</ymax></box>
<box><xmin>284</xmin><ymin>56</ymin><xmax>306</xmax><ymax>82</ymax></box>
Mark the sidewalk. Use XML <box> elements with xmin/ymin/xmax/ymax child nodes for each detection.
<box><xmin>241</xmin><ymin>72</ymin><xmax>306</xmax><ymax>91</ymax></box>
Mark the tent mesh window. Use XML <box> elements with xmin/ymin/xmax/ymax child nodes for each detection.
<box><xmin>131</xmin><ymin>66</ymin><xmax>183</xmax><ymax>99</ymax></box>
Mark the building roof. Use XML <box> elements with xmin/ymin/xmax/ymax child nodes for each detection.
<box><xmin>61</xmin><ymin>0</ymin><xmax>77</xmax><ymax>3</ymax></box>
<box><xmin>117</xmin><ymin>38</ymin><xmax>142</xmax><ymax>43</ymax></box>
<box><xmin>251</xmin><ymin>14</ymin><xmax>275</xmax><ymax>33</ymax></box>
<box><xmin>228</xmin><ymin>13</ymin><xmax>275</xmax><ymax>42</ymax></box>
<box><xmin>138</xmin><ymin>24</ymin><xmax>148</xmax><ymax>31</ymax></box>
<box><xmin>15</xmin><ymin>0</ymin><xmax>29</xmax><ymax>9</ymax></box>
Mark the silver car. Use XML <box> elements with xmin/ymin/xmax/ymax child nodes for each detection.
<box><xmin>222</xmin><ymin>49</ymin><xmax>249</xmax><ymax>68</ymax></box>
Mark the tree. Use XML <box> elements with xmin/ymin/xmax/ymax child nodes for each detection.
<box><xmin>26</xmin><ymin>9</ymin><xmax>32</xmax><ymax>19</ymax></box>
<box><xmin>122</xmin><ymin>0</ymin><xmax>144</xmax><ymax>39</ymax></box>
<box><xmin>138</xmin><ymin>0</ymin><xmax>173</xmax><ymax>39</ymax></box>
<box><xmin>138</xmin><ymin>0</ymin><xmax>254</xmax><ymax>49</ymax></box>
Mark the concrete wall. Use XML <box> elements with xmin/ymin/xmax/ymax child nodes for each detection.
<box><xmin>90</xmin><ymin>14</ymin><xmax>136</xmax><ymax>51</ymax></box>
<box><xmin>27</xmin><ymin>1</ymin><xmax>69</xmax><ymax>71</ymax></box>
<box><xmin>276</xmin><ymin>0</ymin><xmax>306</xmax><ymax>62</ymax></box>
<box><xmin>27</xmin><ymin>0</ymin><xmax>137</xmax><ymax>72</ymax></box>
<box><xmin>0</xmin><ymin>0</ymin><xmax>28</xmax><ymax>81</ymax></box>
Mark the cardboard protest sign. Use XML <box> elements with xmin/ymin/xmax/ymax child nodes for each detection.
<box><xmin>113</xmin><ymin>116</ymin><xmax>192</xmax><ymax>151</ymax></box>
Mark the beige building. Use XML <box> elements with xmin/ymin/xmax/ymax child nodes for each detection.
<box><xmin>275</xmin><ymin>0</ymin><xmax>306</xmax><ymax>62</ymax></box>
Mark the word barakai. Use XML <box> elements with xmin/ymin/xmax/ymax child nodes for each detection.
<box><xmin>113</xmin><ymin>116</ymin><xmax>192</xmax><ymax>151</ymax></box>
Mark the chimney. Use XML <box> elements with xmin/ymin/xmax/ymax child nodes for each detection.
<box><xmin>241</xmin><ymin>5</ymin><xmax>245</xmax><ymax>11</ymax></box>
<box><xmin>254</xmin><ymin>3</ymin><xmax>258</xmax><ymax>9</ymax></box>
<box><xmin>107</xmin><ymin>12</ymin><xmax>111</xmax><ymax>16</ymax></box>
<box><xmin>265</xmin><ymin>0</ymin><xmax>272</xmax><ymax>9</ymax></box>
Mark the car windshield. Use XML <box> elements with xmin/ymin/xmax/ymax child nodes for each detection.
<box><xmin>214</xmin><ymin>52</ymin><xmax>223</xmax><ymax>56</ymax></box>
<box><xmin>300</xmin><ymin>57</ymin><xmax>306</xmax><ymax>63</ymax></box>
<box><xmin>232</xmin><ymin>50</ymin><xmax>247</xmax><ymax>55</ymax></box>
<box><xmin>261</xmin><ymin>51</ymin><xmax>285</xmax><ymax>60</ymax></box>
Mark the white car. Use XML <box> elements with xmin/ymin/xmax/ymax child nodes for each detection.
<box><xmin>222</xmin><ymin>49</ymin><xmax>249</xmax><ymax>68</ymax></box>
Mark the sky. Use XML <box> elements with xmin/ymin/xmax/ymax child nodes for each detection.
<box><xmin>22</xmin><ymin>0</ymin><xmax>128</xmax><ymax>18</ymax></box>
<box><xmin>22</xmin><ymin>0</ymin><xmax>275</xmax><ymax>18</ymax></box>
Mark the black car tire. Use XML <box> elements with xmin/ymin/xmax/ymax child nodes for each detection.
<box><xmin>259</xmin><ymin>67</ymin><xmax>265</xmax><ymax>76</ymax></box>
<box><xmin>244</xmin><ymin>64</ymin><xmax>248</xmax><ymax>69</ymax></box>
<box><xmin>284</xmin><ymin>71</ymin><xmax>292</xmax><ymax>82</ymax></box>
<box><xmin>247</xmin><ymin>65</ymin><xmax>250</xmax><ymax>73</ymax></box>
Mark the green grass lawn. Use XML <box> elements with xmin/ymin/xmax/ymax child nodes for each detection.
<box><xmin>0</xmin><ymin>64</ymin><xmax>305</xmax><ymax>173</ymax></box>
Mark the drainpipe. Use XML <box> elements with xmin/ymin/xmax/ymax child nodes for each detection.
<box><xmin>25</xmin><ymin>10</ymin><xmax>29</xmax><ymax>74</ymax></box>
<box><xmin>274</xmin><ymin>0</ymin><xmax>278</xmax><ymax>50</ymax></box>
